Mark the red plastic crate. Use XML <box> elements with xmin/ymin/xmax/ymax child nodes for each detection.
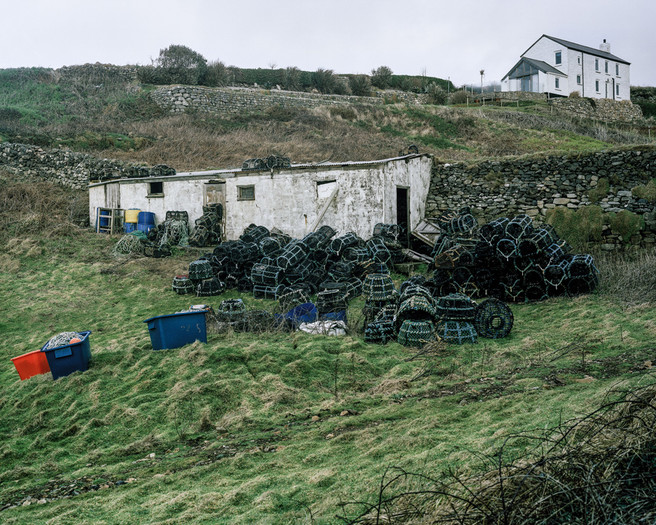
<box><xmin>11</xmin><ymin>350</ymin><xmax>51</xmax><ymax>380</ymax></box>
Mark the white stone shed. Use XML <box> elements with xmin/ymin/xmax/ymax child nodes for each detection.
<box><xmin>88</xmin><ymin>153</ymin><xmax>433</xmax><ymax>241</ymax></box>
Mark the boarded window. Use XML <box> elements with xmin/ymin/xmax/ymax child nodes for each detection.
<box><xmin>237</xmin><ymin>185</ymin><xmax>255</xmax><ymax>201</ymax></box>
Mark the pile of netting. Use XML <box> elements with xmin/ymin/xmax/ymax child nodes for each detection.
<box><xmin>429</xmin><ymin>208</ymin><xmax>600</xmax><ymax>302</ymax></box>
<box><xmin>173</xmin><ymin>223</ymin><xmax>407</xmax><ymax>304</ymax></box>
<box><xmin>363</xmin><ymin>273</ymin><xmax>514</xmax><ymax>347</ymax></box>
<box><xmin>113</xmin><ymin>211</ymin><xmax>190</xmax><ymax>258</ymax></box>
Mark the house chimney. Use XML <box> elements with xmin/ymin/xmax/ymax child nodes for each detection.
<box><xmin>599</xmin><ymin>39</ymin><xmax>611</xmax><ymax>53</ymax></box>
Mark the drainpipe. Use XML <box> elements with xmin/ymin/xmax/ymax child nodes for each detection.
<box><xmin>581</xmin><ymin>52</ymin><xmax>585</xmax><ymax>97</ymax></box>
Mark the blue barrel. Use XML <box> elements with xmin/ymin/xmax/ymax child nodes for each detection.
<box><xmin>124</xmin><ymin>222</ymin><xmax>137</xmax><ymax>233</ymax></box>
<box><xmin>137</xmin><ymin>211</ymin><xmax>156</xmax><ymax>232</ymax></box>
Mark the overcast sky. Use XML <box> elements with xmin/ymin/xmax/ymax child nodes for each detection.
<box><xmin>1</xmin><ymin>0</ymin><xmax>654</xmax><ymax>87</ymax></box>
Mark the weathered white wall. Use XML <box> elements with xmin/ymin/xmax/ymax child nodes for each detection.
<box><xmin>88</xmin><ymin>155</ymin><xmax>433</xmax><ymax>240</ymax></box>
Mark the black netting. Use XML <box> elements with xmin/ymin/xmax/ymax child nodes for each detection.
<box><xmin>474</xmin><ymin>298</ymin><xmax>513</xmax><ymax>339</ymax></box>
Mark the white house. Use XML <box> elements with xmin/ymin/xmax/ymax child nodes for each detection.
<box><xmin>88</xmin><ymin>154</ymin><xmax>433</xmax><ymax>241</ymax></box>
<box><xmin>501</xmin><ymin>35</ymin><xmax>630</xmax><ymax>100</ymax></box>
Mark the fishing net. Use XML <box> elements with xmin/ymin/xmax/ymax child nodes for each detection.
<box><xmin>44</xmin><ymin>332</ymin><xmax>83</xmax><ymax>350</ymax></box>
<box><xmin>473</xmin><ymin>298</ymin><xmax>514</xmax><ymax>339</ymax></box>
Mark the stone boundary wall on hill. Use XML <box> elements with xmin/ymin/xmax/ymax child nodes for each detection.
<box><xmin>426</xmin><ymin>147</ymin><xmax>656</xmax><ymax>250</ymax></box>
<box><xmin>0</xmin><ymin>142</ymin><xmax>166</xmax><ymax>190</ymax></box>
<box><xmin>149</xmin><ymin>85</ymin><xmax>428</xmax><ymax>114</ymax></box>
<box><xmin>480</xmin><ymin>91</ymin><xmax>643</xmax><ymax>122</ymax></box>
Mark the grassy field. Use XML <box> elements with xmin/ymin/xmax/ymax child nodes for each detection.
<box><xmin>1</xmin><ymin>175</ymin><xmax>654</xmax><ymax>524</ymax></box>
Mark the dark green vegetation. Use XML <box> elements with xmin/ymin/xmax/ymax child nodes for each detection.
<box><xmin>1</xmin><ymin>173</ymin><xmax>655</xmax><ymax>523</ymax></box>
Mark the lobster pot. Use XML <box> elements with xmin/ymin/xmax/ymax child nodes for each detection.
<box><xmin>396</xmin><ymin>296</ymin><xmax>436</xmax><ymax>324</ymax></box>
<box><xmin>329</xmin><ymin>232</ymin><xmax>363</xmax><ymax>256</ymax></box>
<box><xmin>544</xmin><ymin>259</ymin><xmax>570</xmax><ymax>288</ymax></box>
<box><xmin>251</xmin><ymin>263</ymin><xmax>285</xmax><ymax>286</ymax></box>
<box><xmin>434</xmin><ymin>293</ymin><xmax>477</xmax><ymax>321</ymax></box>
<box><xmin>524</xmin><ymin>280</ymin><xmax>548</xmax><ymax>302</ymax></box>
<box><xmin>216</xmin><ymin>298</ymin><xmax>247</xmax><ymax>323</ymax></box>
<box><xmin>284</xmin><ymin>258</ymin><xmax>317</xmax><ymax>283</ymax></box>
<box><xmin>232</xmin><ymin>241</ymin><xmax>260</xmax><ymax>264</ymax></box>
<box><xmin>196</xmin><ymin>277</ymin><xmax>225</xmax><ymax>296</ymax></box>
<box><xmin>397</xmin><ymin>319</ymin><xmax>437</xmax><ymax>347</ymax></box>
<box><xmin>364</xmin><ymin>320</ymin><xmax>397</xmax><ymax>344</ymax></box>
<box><xmin>362</xmin><ymin>273</ymin><xmax>396</xmax><ymax>301</ymax></box>
<box><xmin>567</xmin><ymin>254</ymin><xmax>598</xmax><ymax>278</ymax></box>
<box><xmin>303</xmin><ymin>226</ymin><xmax>336</xmax><ymax>250</ymax></box>
<box><xmin>342</xmin><ymin>246</ymin><xmax>370</xmax><ymax>263</ymax></box>
<box><xmin>452</xmin><ymin>266</ymin><xmax>474</xmax><ymax>287</ymax></box>
<box><xmin>189</xmin><ymin>259</ymin><xmax>213</xmax><ymax>281</ymax></box>
<box><xmin>436</xmin><ymin>320</ymin><xmax>477</xmax><ymax>344</ymax></box>
<box><xmin>363</xmin><ymin>298</ymin><xmax>397</xmax><ymax>324</ymax></box>
<box><xmin>505</xmin><ymin>214</ymin><xmax>534</xmax><ymax>241</ymax></box>
<box><xmin>276</xmin><ymin>241</ymin><xmax>309</xmax><ymax>270</ymax></box>
<box><xmin>474</xmin><ymin>298</ymin><xmax>514</xmax><ymax>339</ymax></box>
<box><xmin>253</xmin><ymin>284</ymin><xmax>285</xmax><ymax>300</ymax></box>
<box><xmin>203</xmin><ymin>203</ymin><xmax>223</xmax><ymax>221</ymax></box>
<box><xmin>447</xmin><ymin>213</ymin><xmax>477</xmax><ymax>234</ymax></box>
<box><xmin>513</xmin><ymin>257</ymin><xmax>534</xmax><ymax>276</ymax></box>
<box><xmin>566</xmin><ymin>274</ymin><xmax>599</xmax><ymax>296</ymax></box>
<box><xmin>166</xmin><ymin>210</ymin><xmax>189</xmax><ymax>225</ymax></box>
<box><xmin>434</xmin><ymin>245</ymin><xmax>468</xmax><ymax>269</ymax></box>
<box><xmin>544</xmin><ymin>240</ymin><xmax>572</xmax><ymax>262</ymax></box>
<box><xmin>400</xmin><ymin>275</ymin><xmax>427</xmax><ymax>294</ymax></box>
<box><xmin>342</xmin><ymin>277</ymin><xmax>363</xmax><ymax>299</ymax></box>
<box><xmin>328</xmin><ymin>261</ymin><xmax>354</xmax><ymax>281</ymax></box>
<box><xmin>479</xmin><ymin>217</ymin><xmax>509</xmax><ymax>245</ymax></box>
<box><xmin>278</xmin><ymin>287</ymin><xmax>311</xmax><ymax>312</ymax></box>
<box><xmin>373</xmin><ymin>223</ymin><xmax>400</xmax><ymax>240</ymax></box>
<box><xmin>172</xmin><ymin>275</ymin><xmax>195</xmax><ymax>295</ymax></box>
<box><xmin>366</xmin><ymin>237</ymin><xmax>391</xmax><ymax>265</ymax></box>
<box><xmin>316</xmin><ymin>288</ymin><xmax>349</xmax><ymax>314</ymax></box>
<box><xmin>496</xmin><ymin>238</ymin><xmax>517</xmax><ymax>261</ymax></box>
<box><xmin>502</xmin><ymin>278</ymin><xmax>524</xmax><ymax>303</ymax></box>
<box><xmin>260</xmin><ymin>236</ymin><xmax>288</xmax><ymax>258</ymax></box>
<box><xmin>399</xmin><ymin>284</ymin><xmax>433</xmax><ymax>304</ymax></box>
<box><xmin>240</xmin><ymin>225</ymin><xmax>270</xmax><ymax>244</ymax></box>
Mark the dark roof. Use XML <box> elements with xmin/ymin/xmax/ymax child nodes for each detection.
<box><xmin>502</xmin><ymin>57</ymin><xmax>566</xmax><ymax>81</ymax></box>
<box><xmin>531</xmin><ymin>35</ymin><xmax>630</xmax><ymax>65</ymax></box>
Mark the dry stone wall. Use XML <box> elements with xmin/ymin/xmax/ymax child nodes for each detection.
<box><xmin>0</xmin><ymin>142</ymin><xmax>169</xmax><ymax>190</ymax></box>
<box><xmin>427</xmin><ymin>147</ymin><xmax>656</xmax><ymax>250</ymax></box>
<box><xmin>149</xmin><ymin>85</ymin><xmax>428</xmax><ymax>114</ymax></box>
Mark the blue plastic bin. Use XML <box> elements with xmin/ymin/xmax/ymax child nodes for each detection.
<box><xmin>320</xmin><ymin>310</ymin><xmax>347</xmax><ymax>324</ymax></box>
<box><xmin>143</xmin><ymin>311</ymin><xmax>207</xmax><ymax>350</ymax></box>
<box><xmin>40</xmin><ymin>331</ymin><xmax>92</xmax><ymax>380</ymax></box>
<box><xmin>137</xmin><ymin>212</ymin><xmax>156</xmax><ymax>233</ymax></box>
<box><xmin>124</xmin><ymin>222</ymin><xmax>137</xmax><ymax>233</ymax></box>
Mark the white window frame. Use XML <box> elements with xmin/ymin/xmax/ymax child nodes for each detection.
<box><xmin>237</xmin><ymin>185</ymin><xmax>256</xmax><ymax>201</ymax></box>
<box><xmin>555</xmin><ymin>51</ymin><xmax>562</xmax><ymax>65</ymax></box>
<box><xmin>555</xmin><ymin>78</ymin><xmax>560</xmax><ymax>89</ymax></box>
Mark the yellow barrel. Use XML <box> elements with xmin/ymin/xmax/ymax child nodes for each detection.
<box><xmin>124</xmin><ymin>209</ymin><xmax>141</xmax><ymax>223</ymax></box>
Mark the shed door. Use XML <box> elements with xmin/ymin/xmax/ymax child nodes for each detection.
<box><xmin>105</xmin><ymin>184</ymin><xmax>120</xmax><ymax>209</ymax></box>
<box><xmin>204</xmin><ymin>181</ymin><xmax>226</xmax><ymax>239</ymax></box>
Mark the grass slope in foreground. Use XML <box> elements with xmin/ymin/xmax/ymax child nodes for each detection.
<box><xmin>1</xmin><ymin>218</ymin><xmax>655</xmax><ymax>523</ymax></box>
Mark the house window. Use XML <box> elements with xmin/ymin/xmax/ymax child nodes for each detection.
<box><xmin>148</xmin><ymin>181</ymin><xmax>163</xmax><ymax>196</ymax></box>
<box><xmin>555</xmin><ymin>78</ymin><xmax>560</xmax><ymax>89</ymax></box>
<box><xmin>605</xmin><ymin>61</ymin><xmax>609</xmax><ymax>74</ymax></box>
<box><xmin>237</xmin><ymin>185</ymin><xmax>255</xmax><ymax>201</ymax></box>
<box><xmin>595</xmin><ymin>58</ymin><xmax>599</xmax><ymax>71</ymax></box>
<box><xmin>577</xmin><ymin>56</ymin><xmax>581</xmax><ymax>65</ymax></box>
<box><xmin>576</xmin><ymin>74</ymin><xmax>582</xmax><ymax>85</ymax></box>
<box><xmin>595</xmin><ymin>80</ymin><xmax>600</xmax><ymax>92</ymax></box>
<box><xmin>616</xmin><ymin>84</ymin><xmax>620</xmax><ymax>96</ymax></box>
<box><xmin>555</xmin><ymin>51</ymin><xmax>562</xmax><ymax>65</ymax></box>
<box><xmin>616</xmin><ymin>64</ymin><xmax>620</xmax><ymax>76</ymax></box>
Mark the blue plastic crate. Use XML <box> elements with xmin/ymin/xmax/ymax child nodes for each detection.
<box><xmin>143</xmin><ymin>311</ymin><xmax>207</xmax><ymax>350</ymax></box>
<box><xmin>40</xmin><ymin>331</ymin><xmax>92</xmax><ymax>380</ymax></box>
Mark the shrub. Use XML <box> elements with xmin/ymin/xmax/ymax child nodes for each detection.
<box><xmin>312</xmin><ymin>68</ymin><xmax>337</xmax><ymax>94</ymax></box>
<box><xmin>202</xmin><ymin>60</ymin><xmax>232</xmax><ymax>87</ymax></box>
<box><xmin>282</xmin><ymin>67</ymin><xmax>302</xmax><ymax>91</ymax></box>
<box><xmin>588</xmin><ymin>177</ymin><xmax>609</xmax><ymax>203</ymax></box>
<box><xmin>569</xmin><ymin>90</ymin><xmax>581</xmax><ymax>98</ymax></box>
<box><xmin>631</xmin><ymin>178</ymin><xmax>656</xmax><ymax>202</ymax></box>
<box><xmin>155</xmin><ymin>44</ymin><xmax>208</xmax><ymax>85</ymax></box>
<box><xmin>609</xmin><ymin>210</ymin><xmax>643</xmax><ymax>242</ymax></box>
<box><xmin>546</xmin><ymin>205</ymin><xmax>603</xmax><ymax>250</ymax></box>
<box><xmin>371</xmin><ymin>66</ymin><xmax>393</xmax><ymax>89</ymax></box>
<box><xmin>449</xmin><ymin>90</ymin><xmax>469</xmax><ymax>104</ymax></box>
<box><xmin>426</xmin><ymin>83</ymin><xmax>447</xmax><ymax>105</ymax></box>
<box><xmin>348</xmin><ymin>75</ymin><xmax>371</xmax><ymax>97</ymax></box>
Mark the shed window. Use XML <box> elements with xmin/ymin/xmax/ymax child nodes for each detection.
<box><xmin>237</xmin><ymin>185</ymin><xmax>255</xmax><ymax>201</ymax></box>
<box><xmin>555</xmin><ymin>51</ymin><xmax>562</xmax><ymax>65</ymax></box>
<box><xmin>148</xmin><ymin>181</ymin><xmax>163</xmax><ymax>196</ymax></box>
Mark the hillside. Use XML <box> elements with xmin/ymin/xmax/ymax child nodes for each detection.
<box><xmin>1</xmin><ymin>67</ymin><xmax>656</xmax><ymax>523</ymax></box>
<box><xmin>0</xmin><ymin>67</ymin><xmax>654</xmax><ymax>173</ymax></box>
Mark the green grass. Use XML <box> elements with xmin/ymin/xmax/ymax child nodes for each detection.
<box><xmin>1</xmin><ymin>225</ymin><xmax>654</xmax><ymax>524</ymax></box>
